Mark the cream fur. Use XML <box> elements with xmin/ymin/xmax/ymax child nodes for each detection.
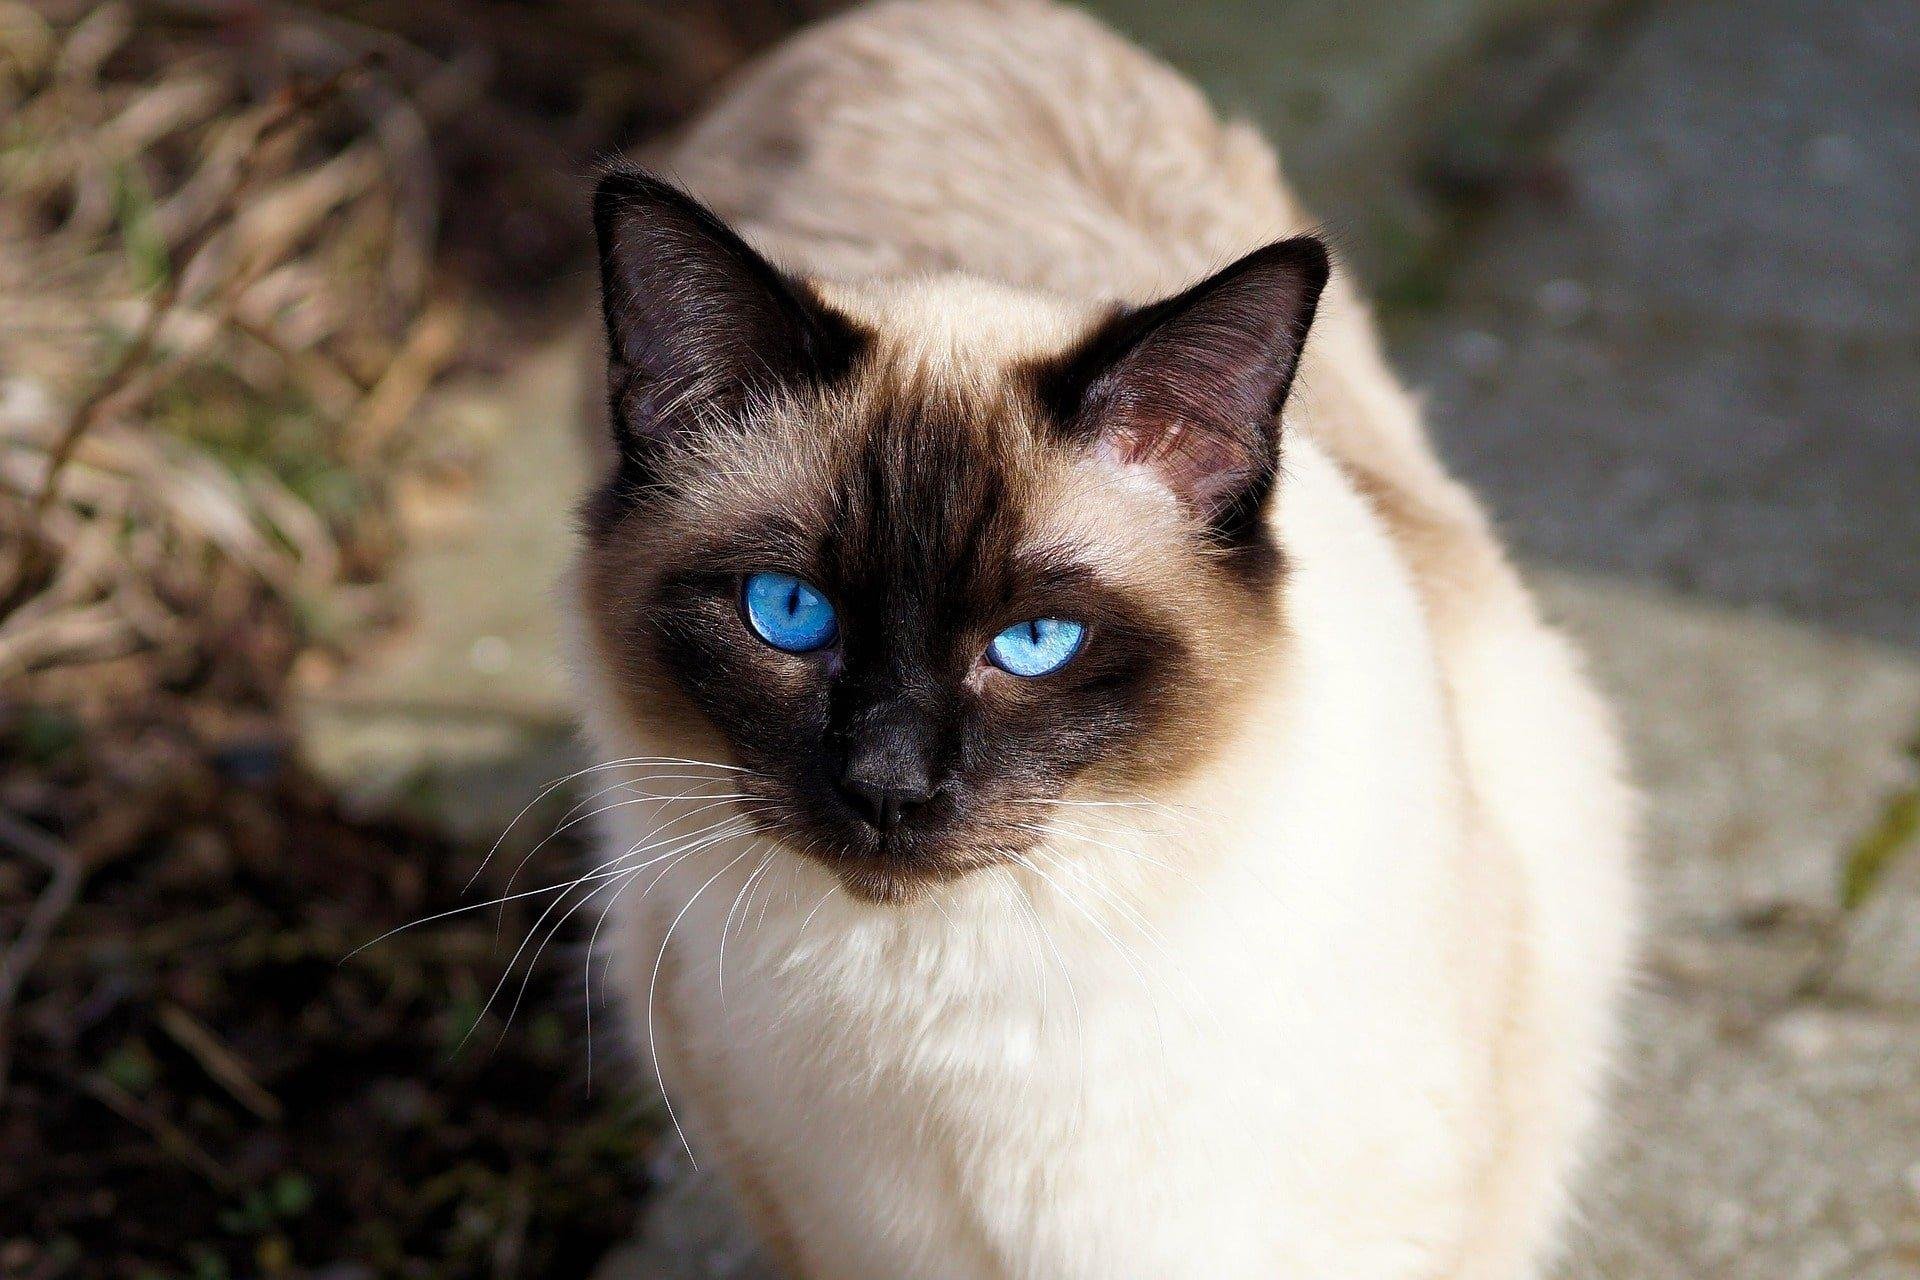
<box><xmin>572</xmin><ymin>3</ymin><xmax>1637</xmax><ymax>1276</ymax></box>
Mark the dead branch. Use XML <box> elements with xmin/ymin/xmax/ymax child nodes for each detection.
<box><xmin>0</xmin><ymin>809</ymin><xmax>85</xmax><ymax>1105</ymax></box>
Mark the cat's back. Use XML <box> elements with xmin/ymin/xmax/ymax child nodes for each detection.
<box><xmin>663</xmin><ymin>0</ymin><xmax>1477</xmax><ymax>566</ymax></box>
<box><xmin>662</xmin><ymin>0</ymin><xmax>1300</xmax><ymax>297</ymax></box>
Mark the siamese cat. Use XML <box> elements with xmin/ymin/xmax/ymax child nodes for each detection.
<box><xmin>569</xmin><ymin>2</ymin><xmax>1636</xmax><ymax>1276</ymax></box>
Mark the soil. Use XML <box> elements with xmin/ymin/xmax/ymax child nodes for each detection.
<box><xmin>0</xmin><ymin>620</ymin><xmax>658</xmax><ymax>1279</ymax></box>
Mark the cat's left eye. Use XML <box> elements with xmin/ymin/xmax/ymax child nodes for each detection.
<box><xmin>987</xmin><ymin>618</ymin><xmax>1085</xmax><ymax>677</ymax></box>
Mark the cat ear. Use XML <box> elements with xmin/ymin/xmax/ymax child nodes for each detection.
<box><xmin>1041</xmin><ymin>238</ymin><xmax>1329</xmax><ymax>535</ymax></box>
<box><xmin>592</xmin><ymin>167</ymin><xmax>864</xmax><ymax>461</ymax></box>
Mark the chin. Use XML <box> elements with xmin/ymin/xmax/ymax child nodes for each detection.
<box><xmin>778</xmin><ymin>813</ymin><xmax>1026</xmax><ymax>906</ymax></box>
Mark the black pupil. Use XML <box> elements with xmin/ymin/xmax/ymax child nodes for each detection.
<box><xmin>785</xmin><ymin>584</ymin><xmax>802</xmax><ymax>617</ymax></box>
<box><xmin>1027</xmin><ymin>621</ymin><xmax>1042</xmax><ymax>645</ymax></box>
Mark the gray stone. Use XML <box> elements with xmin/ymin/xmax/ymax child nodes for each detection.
<box><xmin>1083</xmin><ymin>0</ymin><xmax>1552</xmax><ymax>284</ymax></box>
<box><xmin>1403</xmin><ymin>0</ymin><xmax>1920</xmax><ymax>647</ymax></box>
<box><xmin>1534</xmin><ymin>574</ymin><xmax>1920</xmax><ymax>932</ymax></box>
<box><xmin>1413</xmin><ymin>314</ymin><xmax>1920</xmax><ymax>647</ymax></box>
<box><xmin>1575</xmin><ymin>993</ymin><xmax>1920</xmax><ymax>1280</ymax></box>
<box><xmin>1536</xmin><ymin>573</ymin><xmax>1920</xmax><ymax>1280</ymax></box>
<box><xmin>1434</xmin><ymin>0</ymin><xmax>1920</xmax><ymax>337</ymax></box>
<box><xmin>1086</xmin><ymin>0</ymin><xmax>1542</xmax><ymax>189</ymax></box>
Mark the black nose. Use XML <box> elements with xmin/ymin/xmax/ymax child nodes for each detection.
<box><xmin>836</xmin><ymin>730</ymin><xmax>937</xmax><ymax>831</ymax></box>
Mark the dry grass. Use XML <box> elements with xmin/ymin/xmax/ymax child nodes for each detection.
<box><xmin>1</xmin><ymin>1</ymin><xmax>469</xmax><ymax>686</ymax></box>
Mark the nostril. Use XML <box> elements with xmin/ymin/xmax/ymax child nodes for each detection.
<box><xmin>838</xmin><ymin>778</ymin><xmax>932</xmax><ymax>831</ymax></box>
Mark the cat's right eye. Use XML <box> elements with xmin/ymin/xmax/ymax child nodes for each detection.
<box><xmin>741</xmin><ymin>572</ymin><xmax>838</xmax><ymax>653</ymax></box>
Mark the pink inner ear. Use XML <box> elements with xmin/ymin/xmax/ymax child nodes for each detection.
<box><xmin>1050</xmin><ymin>237</ymin><xmax>1328</xmax><ymax>524</ymax></box>
<box><xmin>1103</xmin><ymin>418</ymin><xmax>1254</xmax><ymax>510</ymax></box>
<box><xmin>1105</xmin><ymin>422</ymin><xmax>1267</xmax><ymax>518</ymax></box>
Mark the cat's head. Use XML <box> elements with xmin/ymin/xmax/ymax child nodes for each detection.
<box><xmin>576</xmin><ymin>168</ymin><xmax>1326</xmax><ymax>903</ymax></box>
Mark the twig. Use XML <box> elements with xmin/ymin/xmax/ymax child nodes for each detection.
<box><xmin>82</xmin><ymin>1070</ymin><xmax>236</xmax><ymax>1191</ymax></box>
<box><xmin>157</xmin><ymin>1003</ymin><xmax>283</xmax><ymax>1122</ymax></box>
<box><xmin>0</xmin><ymin>810</ymin><xmax>85</xmax><ymax>1105</ymax></box>
<box><xmin>341</xmin><ymin>291</ymin><xmax>466</xmax><ymax>464</ymax></box>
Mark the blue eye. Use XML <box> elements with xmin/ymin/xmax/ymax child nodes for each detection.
<box><xmin>987</xmin><ymin>618</ymin><xmax>1085</xmax><ymax>677</ymax></box>
<box><xmin>741</xmin><ymin>572</ymin><xmax>838</xmax><ymax>653</ymax></box>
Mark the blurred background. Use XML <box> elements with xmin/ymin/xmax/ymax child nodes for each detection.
<box><xmin>0</xmin><ymin>1</ymin><xmax>1914</xmax><ymax>1277</ymax></box>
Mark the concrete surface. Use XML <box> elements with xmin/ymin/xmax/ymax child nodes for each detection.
<box><xmin>296</xmin><ymin>339</ymin><xmax>585</xmax><ymax>840</ymax></box>
<box><xmin>1540</xmin><ymin>575</ymin><xmax>1920</xmax><ymax>1280</ymax></box>
<box><xmin>1086</xmin><ymin>0</ymin><xmax>1547</xmax><ymax>283</ymax></box>
<box><xmin>1403</xmin><ymin>0</ymin><xmax>1920</xmax><ymax>648</ymax></box>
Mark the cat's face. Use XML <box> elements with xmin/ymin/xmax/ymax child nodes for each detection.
<box><xmin>577</xmin><ymin>169</ymin><xmax>1325</xmax><ymax>902</ymax></box>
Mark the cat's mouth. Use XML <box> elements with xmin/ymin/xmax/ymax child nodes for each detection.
<box><xmin>806</xmin><ymin>829</ymin><xmax>1015</xmax><ymax>906</ymax></box>
<box><xmin>816</xmin><ymin>839</ymin><xmax>1030</xmax><ymax>905</ymax></box>
<box><xmin>756</xmin><ymin>789</ymin><xmax>1038</xmax><ymax>905</ymax></box>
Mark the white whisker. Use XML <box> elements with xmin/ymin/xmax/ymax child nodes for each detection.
<box><xmin>795</xmin><ymin>883</ymin><xmax>838</xmax><ymax>945</ymax></box>
<box><xmin>718</xmin><ymin>847</ymin><xmax>776</xmax><ymax>1006</ymax></box>
<box><xmin>540</xmin><ymin>771</ymin><xmax>751</xmax><ymax>861</ymax></box>
<box><xmin>1008</xmin><ymin>850</ymin><xmax>1172</xmax><ymax>1058</ymax></box>
<box><xmin>499</xmin><ymin>867</ymin><xmax>632</xmax><ymax>1056</ymax></box>
<box><xmin>500</xmin><ymin>785</ymin><xmax>766</xmax><ymax>910</ymax></box>
<box><xmin>466</xmin><ymin>755</ymin><xmax>756</xmax><ymax>890</ymax></box>
<box><xmin>1002</xmin><ymin>867</ymin><xmax>1086</xmax><ymax>1131</ymax></box>
<box><xmin>1020</xmin><ymin>795</ymin><xmax>1214</xmax><ymax>822</ymax></box>
<box><xmin>1032</xmin><ymin>844</ymin><xmax>1220</xmax><ymax>1035</ymax></box>
<box><xmin>452</xmin><ymin>813</ymin><xmax>759</xmax><ymax>1055</ymax></box>
<box><xmin>649</xmin><ymin>846</ymin><xmax>756</xmax><ymax>1168</ymax></box>
<box><xmin>344</xmin><ymin>839</ymin><xmax>717</xmax><ymax>961</ymax></box>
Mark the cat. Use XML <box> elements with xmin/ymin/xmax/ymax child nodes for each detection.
<box><xmin>567</xmin><ymin>2</ymin><xmax>1637</xmax><ymax>1276</ymax></box>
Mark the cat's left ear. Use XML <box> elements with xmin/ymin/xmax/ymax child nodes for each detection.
<box><xmin>1040</xmin><ymin>237</ymin><xmax>1329</xmax><ymax>540</ymax></box>
<box><xmin>592</xmin><ymin>166</ymin><xmax>865</xmax><ymax>466</ymax></box>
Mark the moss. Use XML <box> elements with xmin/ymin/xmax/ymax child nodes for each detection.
<box><xmin>1839</xmin><ymin>729</ymin><xmax>1920</xmax><ymax>912</ymax></box>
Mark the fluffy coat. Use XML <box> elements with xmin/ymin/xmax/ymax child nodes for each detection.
<box><xmin>570</xmin><ymin>3</ymin><xmax>1637</xmax><ymax>1276</ymax></box>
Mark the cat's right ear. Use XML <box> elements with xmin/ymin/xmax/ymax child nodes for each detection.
<box><xmin>592</xmin><ymin>167</ymin><xmax>864</xmax><ymax>466</ymax></box>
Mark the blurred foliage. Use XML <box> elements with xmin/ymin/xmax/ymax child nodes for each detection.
<box><xmin>1840</xmin><ymin>731</ymin><xmax>1920</xmax><ymax>912</ymax></box>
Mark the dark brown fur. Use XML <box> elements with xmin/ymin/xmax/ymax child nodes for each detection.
<box><xmin>578</xmin><ymin>169</ymin><xmax>1326</xmax><ymax>902</ymax></box>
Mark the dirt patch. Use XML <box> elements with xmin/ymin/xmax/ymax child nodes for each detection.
<box><xmin>0</xmin><ymin>697</ymin><xmax>655</xmax><ymax>1280</ymax></box>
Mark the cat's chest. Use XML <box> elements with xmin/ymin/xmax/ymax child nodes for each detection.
<box><xmin>687</xmin><ymin>907</ymin><xmax>1137</xmax><ymax>1104</ymax></box>
<box><xmin>673</xmin><ymin>927</ymin><xmax>1271</xmax><ymax>1274</ymax></box>
<box><xmin>664</xmin><ymin>919</ymin><xmax>1474</xmax><ymax>1280</ymax></box>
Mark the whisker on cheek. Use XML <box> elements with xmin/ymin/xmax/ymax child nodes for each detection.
<box><xmin>718</xmin><ymin>849</ymin><xmax>777</xmax><ymax>1006</ymax></box>
<box><xmin>457</xmin><ymin>813</ymin><xmax>762</xmax><ymax>1058</ymax></box>
<box><xmin>467</xmin><ymin>755</ymin><xmax>760</xmax><ymax>892</ymax></box>
<box><xmin>499</xmin><ymin>781</ymin><xmax>764</xmax><ymax>937</ymax></box>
